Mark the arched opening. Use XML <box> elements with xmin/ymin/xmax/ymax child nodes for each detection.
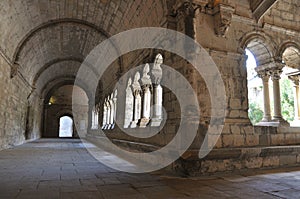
<box><xmin>246</xmin><ymin>49</ymin><xmax>263</xmax><ymax>124</ymax></box>
<box><xmin>43</xmin><ymin>84</ymin><xmax>89</xmax><ymax>138</ymax></box>
<box><xmin>59</xmin><ymin>116</ymin><xmax>73</xmax><ymax>138</ymax></box>
<box><xmin>279</xmin><ymin>66</ymin><xmax>295</xmax><ymax>123</ymax></box>
<box><xmin>245</xmin><ymin>36</ymin><xmax>298</xmax><ymax>126</ymax></box>
<box><xmin>281</xmin><ymin>46</ymin><xmax>300</xmax><ymax>126</ymax></box>
<box><xmin>243</xmin><ymin>36</ymin><xmax>275</xmax><ymax>125</ymax></box>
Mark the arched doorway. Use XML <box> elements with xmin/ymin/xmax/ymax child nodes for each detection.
<box><xmin>59</xmin><ymin>116</ymin><xmax>73</xmax><ymax>138</ymax></box>
<box><xmin>43</xmin><ymin>84</ymin><xmax>89</xmax><ymax>138</ymax></box>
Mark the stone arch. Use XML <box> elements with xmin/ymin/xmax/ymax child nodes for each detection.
<box><xmin>41</xmin><ymin>76</ymin><xmax>92</xmax><ymax>104</ymax></box>
<box><xmin>239</xmin><ymin>31</ymin><xmax>278</xmax><ymax>124</ymax></box>
<box><xmin>239</xmin><ymin>31</ymin><xmax>277</xmax><ymax>66</ymax></box>
<box><xmin>277</xmin><ymin>41</ymin><xmax>300</xmax><ymax>69</ymax></box>
<box><xmin>33</xmin><ymin>57</ymin><xmax>99</xmax><ymax>87</ymax></box>
<box><xmin>13</xmin><ymin>18</ymin><xmax>123</xmax><ymax>83</ymax></box>
<box><xmin>13</xmin><ymin>18</ymin><xmax>110</xmax><ymax>63</ymax></box>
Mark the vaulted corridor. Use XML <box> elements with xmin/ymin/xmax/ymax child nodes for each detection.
<box><xmin>1</xmin><ymin>139</ymin><xmax>300</xmax><ymax>199</ymax></box>
<box><xmin>1</xmin><ymin>0</ymin><xmax>300</xmax><ymax>198</ymax></box>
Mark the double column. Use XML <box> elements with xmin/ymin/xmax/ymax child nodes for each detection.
<box><xmin>256</xmin><ymin>64</ymin><xmax>289</xmax><ymax>125</ymax></box>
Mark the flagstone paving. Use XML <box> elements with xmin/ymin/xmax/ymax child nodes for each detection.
<box><xmin>0</xmin><ymin>139</ymin><xmax>300</xmax><ymax>199</ymax></box>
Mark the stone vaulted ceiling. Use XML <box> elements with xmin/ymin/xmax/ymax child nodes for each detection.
<box><xmin>0</xmin><ymin>0</ymin><xmax>299</xmax><ymax>95</ymax></box>
<box><xmin>0</xmin><ymin>0</ymin><xmax>168</xmax><ymax>93</ymax></box>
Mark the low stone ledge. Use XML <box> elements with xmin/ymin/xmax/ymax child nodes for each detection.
<box><xmin>179</xmin><ymin>145</ymin><xmax>300</xmax><ymax>176</ymax></box>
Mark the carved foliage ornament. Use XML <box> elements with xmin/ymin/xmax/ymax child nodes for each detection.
<box><xmin>174</xmin><ymin>0</ymin><xmax>196</xmax><ymax>17</ymax></box>
<box><xmin>213</xmin><ymin>4</ymin><xmax>235</xmax><ymax>37</ymax></box>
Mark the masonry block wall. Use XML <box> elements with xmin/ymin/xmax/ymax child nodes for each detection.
<box><xmin>0</xmin><ymin>0</ymin><xmax>300</xmax><ymax>174</ymax></box>
<box><xmin>0</xmin><ymin>56</ymin><xmax>35</xmax><ymax>150</ymax></box>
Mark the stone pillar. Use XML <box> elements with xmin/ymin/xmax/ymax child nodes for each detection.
<box><xmin>88</xmin><ymin>101</ymin><xmax>94</xmax><ymax>130</ymax></box>
<box><xmin>269</xmin><ymin>67</ymin><xmax>289</xmax><ymax>126</ymax></box>
<box><xmin>139</xmin><ymin>64</ymin><xmax>152</xmax><ymax>128</ymax></box>
<box><xmin>124</xmin><ymin>78</ymin><xmax>134</xmax><ymax>128</ymax></box>
<box><xmin>105</xmin><ymin>97</ymin><xmax>111</xmax><ymax>129</ymax></box>
<box><xmin>257</xmin><ymin>70</ymin><xmax>271</xmax><ymax>122</ymax></box>
<box><xmin>108</xmin><ymin>93</ymin><xmax>114</xmax><ymax>129</ymax></box>
<box><xmin>289</xmin><ymin>75</ymin><xmax>300</xmax><ymax>126</ymax></box>
<box><xmin>102</xmin><ymin>100</ymin><xmax>107</xmax><ymax>129</ymax></box>
<box><xmin>95</xmin><ymin>105</ymin><xmax>99</xmax><ymax>129</ymax></box>
<box><xmin>112</xmin><ymin>90</ymin><xmax>118</xmax><ymax>129</ymax></box>
<box><xmin>174</xmin><ymin>1</ymin><xmax>197</xmax><ymax>60</ymax></box>
<box><xmin>130</xmin><ymin>72</ymin><xmax>142</xmax><ymax>128</ymax></box>
<box><xmin>91</xmin><ymin>107</ymin><xmax>96</xmax><ymax>129</ymax></box>
<box><xmin>151</xmin><ymin>54</ymin><xmax>163</xmax><ymax>127</ymax></box>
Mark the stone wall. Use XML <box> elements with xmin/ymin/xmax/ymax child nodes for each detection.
<box><xmin>0</xmin><ymin>0</ymin><xmax>300</xmax><ymax>174</ymax></box>
<box><xmin>0</xmin><ymin>56</ymin><xmax>39</xmax><ymax>150</ymax></box>
<box><xmin>86</xmin><ymin>0</ymin><xmax>300</xmax><ymax>175</ymax></box>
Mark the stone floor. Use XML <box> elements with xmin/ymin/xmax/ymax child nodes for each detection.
<box><xmin>1</xmin><ymin>139</ymin><xmax>300</xmax><ymax>199</ymax></box>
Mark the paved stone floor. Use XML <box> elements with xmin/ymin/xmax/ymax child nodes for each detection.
<box><xmin>1</xmin><ymin>139</ymin><xmax>300</xmax><ymax>198</ymax></box>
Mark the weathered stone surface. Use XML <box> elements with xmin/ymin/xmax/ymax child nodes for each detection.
<box><xmin>0</xmin><ymin>0</ymin><xmax>300</xmax><ymax>177</ymax></box>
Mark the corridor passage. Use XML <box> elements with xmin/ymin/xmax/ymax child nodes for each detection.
<box><xmin>1</xmin><ymin>139</ymin><xmax>300</xmax><ymax>199</ymax></box>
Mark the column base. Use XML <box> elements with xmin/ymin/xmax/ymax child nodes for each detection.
<box><xmin>261</xmin><ymin>116</ymin><xmax>272</xmax><ymax>122</ymax></box>
<box><xmin>272</xmin><ymin>117</ymin><xmax>290</xmax><ymax>127</ymax></box>
<box><xmin>101</xmin><ymin>125</ymin><xmax>107</xmax><ymax>130</ymax></box>
<box><xmin>130</xmin><ymin>121</ymin><xmax>138</xmax><ymax>128</ymax></box>
<box><xmin>138</xmin><ymin>118</ymin><xmax>150</xmax><ymax>128</ymax></box>
<box><xmin>256</xmin><ymin>121</ymin><xmax>279</xmax><ymax>127</ymax></box>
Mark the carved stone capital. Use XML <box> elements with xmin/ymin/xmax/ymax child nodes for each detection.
<box><xmin>268</xmin><ymin>68</ymin><xmax>283</xmax><ymax>81</ymax></box>
<box><xmin>141</xmin><ymin>84</ymin><xmax>152</xmax><ymax>93</ymax></box>
<box><xmin>213</xmin><ymin>4</ymin><xmax>235</xmax><ymax>37</ymax></box>
<box><xmin>133</xmin><ymin>89</ymin><xmax>141</xmax><ymax>97</ymax></box>
<box><xmin>193</xmin><ymin>0</ymin><xmax>210</xmax><ymax>13</ymax></box>
<box><xmin>140</xmin><ymin>64</ymin><xmax>152</xmax><ymax>85</ymax></box>
<box><xmin>257</xmin><ymin>70</ymin><xmax>270</xmax><ymax>82</ymax></box>
<box><xmin>151</xmin><ymin>54</ymin><xmax>163</xmax><ymax>84</ymax></box>
<box><xmin>288</xmin><ymin>75</ymin><xmax>300</xmax><ymax>86</ymax></box>
<box><xmin>131</xmin><ymin>72</ymin><xmax>141</xmax><ymax>91</ymax></box>
<box><xmin>174</xmin><ymin>0</ymin><xmax>197</xmax><ymax>17</ymax></box>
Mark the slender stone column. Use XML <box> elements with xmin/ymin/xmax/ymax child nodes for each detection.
<box><xmin>105</xmin><ymin>98</ymin><xmax>111</xmax><ymax>129</ymax></box>
<box><xmin>124</xmin><ymin>78</ymin><xmax>134</xmax><ymax>128</ymax></box>
<box><xmin>139</xmin><ymin>64</ymin><xmax>152</xmax><ymax>128</ymax></box>
<box><xmin>108</xmin><ymin>93</ymin><xmax>114</xmax><ymax>129</ymax></box>
<box><xmin>130</xmin><ymin>72</ymin><xmax>142</xmax><ymax>128</ymax></box>
<box><xmin>269</xmin><ymin>67</ymin><xmax>288</xmax><ymax>126</ymax></box>
<box><xmin>270</xmin><ymin>68</ymin><xmax>282</xmax><ymax>120</ymax></box>
<box><xmin>88</xmin><ymin>101</ymin><xmax>94</xmax><ymax>130</ymax></box>
<box><xmin>151</xmin><ymin>54</ymin><xmax>163</xmax><ymax>127</ymax></box>
<box><xmin>257</xmin><ymin>70</ymin><xmax>271</xmax><ymax>122</ymax></box>
<box><xmin>95</xmin><ymin>105</ymin><xmax>99</xmax><ymax>129</ymax></box>
<box><xmin>289</xmin><ymin>75</ymin><xmax>300</xmax><ymax>126</ymax></box>
<box><xmin>91</xmin><ymin>107</ymin><xmax>96</xmax><ymax>129</ymax></box>
<box><xmin>102</xmin><ymin>100</ymin><xmax>107</xmax><ymax>129</ymax></box>
<box><xmin>112</xmin><ymin>90</ymin><xmax>118</xmax><ymax>129</ymax></box>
